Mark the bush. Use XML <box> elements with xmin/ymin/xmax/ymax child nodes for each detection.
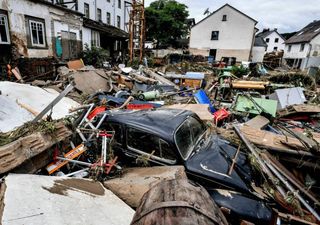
<box><xmin>231</xmin><ymin>65</ymin><xmax>249</xmax><ymax>78</ymax></box>
<box><xmin>81</xmin><ymin>44</ymin><xmax>108</xmax><ymax>68</ymax></box>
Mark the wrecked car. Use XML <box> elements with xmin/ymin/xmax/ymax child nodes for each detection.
<box><xmin>98</xmin><ymin>108</ymin><xmax>272</xmax><ymax>224</ymax></box>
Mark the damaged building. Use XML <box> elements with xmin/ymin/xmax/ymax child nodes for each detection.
<box><xmin>0</xmin><ymin>0</ymin><xmax>130</xmax><ymax>79</ymax></box>
<box><xmin>51</xmin><ymin>0</ymin><xmax>131</xmax><ymax>62</ymax></box>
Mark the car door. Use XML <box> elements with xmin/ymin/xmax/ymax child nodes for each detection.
<box><xmin>125</xmin><ymin>126</ymin><xmax>177</xmax><ymax>166</ymax></box>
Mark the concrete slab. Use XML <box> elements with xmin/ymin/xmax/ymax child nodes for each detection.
<box><xmin>1</xmin><ymin>174</ymin><xmax>134</xmax><ymax>225</ymax></box>
<box><xmin>104</xmin><ymin>166</ymin><xmax>187</xmax><ymax>208</ymax></box>
<box><xmin>0</xmin><ymin>82</ymin><xmax>79</xmax><ymax>132</ymax></box>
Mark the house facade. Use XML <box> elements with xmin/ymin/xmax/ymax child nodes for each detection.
<box><xmin>0</xmin><ymin>0</ymin><xmax>83</xmax><ymax>78</ymax></box>
<box><xmin>256</xmin><ymin>29</ymin><xmax>285</xmax><ymax>53</ymax></box>
<box><xmin>283</xmin><ymin>20</ymin><xmax>320</xmax><ymax>70</ymax></box>
<box><xmin>252</xmin><ymin>36</ymin><xmax>267</xmax><ymax>63</ymax></box>
<box><xmin>0</xmin><ymin>0</ymin><xmax>130</xmax><ymax>78</ymax></box>
<box><xmin>189</xmin><ymin>4</ymin><xmax>257</xmax><ymax>62</ymax></box>
<box><xmin>55</xmin><ymin>0</ymin><xmax>130</xmax><ymax>56</ymax></box>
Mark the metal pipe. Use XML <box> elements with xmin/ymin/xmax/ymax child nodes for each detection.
<box><xmin>265</xmin><ymin>159</ymin><xmax>320</xmax><ymax>221</ymax></box>
<box><xmin>56</xmin><ymin>157</ymin><xmax>92</xmax><ymax>167</ymax></box>
<box><xmin>233</xmin><ymin>125</ymin><xmax>286</xmax><ymax>197</ymax></box>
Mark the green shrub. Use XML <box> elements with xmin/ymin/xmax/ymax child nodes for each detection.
<box><xmin>81</xmin><ymin>44</ymin><xmax>109</xmax><ymax>68</ymax></box>
<box><xmin>231</xmin><ymin>65</ymin><xmax>249</xmax><ymax>78</ymax></box>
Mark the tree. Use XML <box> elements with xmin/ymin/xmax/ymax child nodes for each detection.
<box><xmin>145</xmin><ymin>0</ymin><xmax>189</xmax><ymax>48</ymax></box>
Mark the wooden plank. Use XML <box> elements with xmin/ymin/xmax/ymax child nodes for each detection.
<box><xmin>67</xmin><ymin>59</ymin><xmax>84</xmax><ymax>70</ymax></box>
<box><xmin>240</xmin><ymin>125</ymin><xmax>308</xmax><ymax>152</ymax></box>
<box><xmin>0</xmin><ymin>123</ymin><xmax>71</xmax><ymax>174</ymax></box>
<box><xmin>245</xmin><ymin>115</ymin><xmax>270</xmax><ymax>130</ymax></box>
<box><xmin>164</xmin><ymin>104</ymin><xmax>213</xmax><ymax>121</ymax></box>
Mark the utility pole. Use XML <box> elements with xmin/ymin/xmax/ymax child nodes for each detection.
<box><xmin>129</xmin><ymin>0</ymin><xmax>145</xmax><ymax>64</ymax></box>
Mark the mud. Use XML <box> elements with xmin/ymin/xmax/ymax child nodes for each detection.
<box><xmin>42</xmin><ymin>179</ymin><xmax>105</xmax><ymax>197</ymax></box>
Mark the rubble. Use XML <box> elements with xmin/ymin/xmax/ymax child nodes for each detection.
<box><xmin>104</xmin><ymin>166</ymin><xmax>187</xmax><ymax>208</ymax></box>
<box><xmin>1</xmin><ymin>174</ymin><xmax>134</xmax><ymax>225</ymax></box>
<box><xmin>0</xmin><ymin>58</ymin><xmax>320</xmax><ymax>225</ymax></box>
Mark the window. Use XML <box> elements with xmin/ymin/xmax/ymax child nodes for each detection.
<box><xmin>275</xmin><ymin>38</ymin><xmax>279</xmax><ymax>43</ymax></box>
<box><xmin>0</xmin><ymin>14</ymin><xmax>10</xmax><ymax>44</ymax></box>
<box><xmin>300</xmin><ymin>43</ymin><xmax>305</xmax><ymax>51</ymax></box>
<box><xmin>175</xmin><ymin>117</ymin><xmax>206</xmax><ymax>160</ymax></box>
<box><xmin>118</xmin><ymin>0</ymin><xmax>121</xmax><ymax>8</ymax></box>
<box><xmin>211</xmin><ymin>31</ymin><xmax>219</xmax><ymax>40</ymax></box>
<box><xmin>266</xmin><ymin>38</ymin><xmax>269</xmax><ymax>43</ymax></box>
<box><xmin>273</xmin><ymin>47</ymin><xmax>278</xmax><ymax>51</ymax></box>
<box><xmin>84</xmin><ymin>3</ymin><xmax>89</xmax><ymax>18</ymax></box>
<box><xmin>28</xmin><ymin>19</ymin><xmax>46</xmax><ymax>47</ymax></box>
<box><xmin>106</xmin><ymin>12</ymin><xmax>111</xmax><ymax>25</ymax></box>
<box><xmin>288</xmin><ymin>45</ymin><xmax>292</xmax><ymax>52</ymax></box>
<box><xmin>91</xmin><ymin>30</ymin><xmax>100</xmax><ymax>47</ymax></box>
<box><xmin>127</xmin><ymin>127</ymin><xmax>176</xmax><ymax>161</ymax></box>
<box><xmin>117</xmin><ymin>16</ymin><xmax>121</xmax><ymax>28</ymax></box>
<box><xmin>222</xmin><ymin>15</ymin><xmax>227</xmax><ymax>21</ymax></box>
<box><xmin>97</xmin><ymin>8</ymin><xmax>101</xmax><ymax>21</ymax></box>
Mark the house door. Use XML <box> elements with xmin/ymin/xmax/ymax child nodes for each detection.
<box><xmin>209</xmin><ymin>49</ymin><xmax>217</xmax><ymax>60</ymax></box>
<box><xmin>61</xmin><ymin>31</ymin><xmax>78</xmax><ymax>60</ymax></box>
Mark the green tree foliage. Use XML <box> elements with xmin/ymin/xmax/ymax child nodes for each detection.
<box><xmin>145</xmin><ymin>0</ymin><xmax>189</xmax><ymax>48</ymax></box>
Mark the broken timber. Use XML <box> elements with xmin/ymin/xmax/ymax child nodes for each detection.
<box><xmin>0</xmin><ymin>123</ymin><xmax>71</xmax><ymax>174</ymax></box>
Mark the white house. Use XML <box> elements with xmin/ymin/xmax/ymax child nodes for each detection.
<box><xmin>252</xmin><ymin>36</ymin><xmax>267</xmax><ymax>63</ymax></box>
<box><xmin>256</xmin><ymin>29</ymin><xmax>285</xmax><ymax>53</ymax></box>
<box><xmin>55</xmin><ymin>0</ymin><xmax>131</xmax><ymax>54</ymax></box>
<box><xmin>283</xmin><ymin>20</ymin><xmax>320</xmax><ymax>70</ymax></box>
<box><xmin>189</xmin><ymin>4</ymin><xmax>257</xmax><ymax>62</ymax></box>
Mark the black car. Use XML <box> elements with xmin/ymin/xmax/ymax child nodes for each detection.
<box><xmin>99</xmin><ymin>108</ymin><xmax>272</xmax><ymax>224</ymax></box>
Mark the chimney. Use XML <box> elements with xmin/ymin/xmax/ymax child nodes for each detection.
<box><xmin>274</xmin><ymin>28</ymin><xmax>278</xmax><ymax>31</ymax></box>
<box><xmin>263</xmin><ymin>28</ymin><xmax>270</xmax><ymax>33</ymax></box>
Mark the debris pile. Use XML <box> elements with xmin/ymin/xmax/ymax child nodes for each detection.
<box><xmin>0</xmin><ymin>59</ymin><xmax>319</xmax><ymax>225</ymax></box>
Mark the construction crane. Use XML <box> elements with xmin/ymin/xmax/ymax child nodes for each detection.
<box><xmin>128</xmin><ymin>0</ymin><xmax>145</xmax><ymax>64</ymax></box>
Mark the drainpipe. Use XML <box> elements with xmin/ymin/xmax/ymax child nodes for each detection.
<box><xmin>113</xmin><ymin>0</ymin><xmax>116</xmax><ymax>27</ymax></box>
<box><xmin>305</xmin><ymin>43</ymin><xmax>312</xmax><ymax>70</ymax></box>
<box><xmin>94</xmin><ymin>0</ymin><xmax>97</xmax><ymax>20</ymax></box>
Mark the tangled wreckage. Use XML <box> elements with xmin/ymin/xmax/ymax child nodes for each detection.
<box><xmin>0</xmin><ymin>60</ymin><xmax>320</xmax><ymax>225</ymax></box>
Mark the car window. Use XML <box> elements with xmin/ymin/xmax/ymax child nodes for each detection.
<box><xmin>104</xmin><ymin>123</ymin><xmax>122</xmax><ymax>144</ymax></box>
<box><xmin>127</xmin><ymin>127</ymin><xmax>176</xmax><ymax>161</ymax></box>
<box><xmin>175</xmin><ymin>116</ymin><xmax>206</xmax><ymax>160</ymax></box>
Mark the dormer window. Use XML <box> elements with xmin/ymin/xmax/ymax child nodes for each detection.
<box><xmin>222</xmin><ymin>15</ymin><xmax>227</xmax><ymax>21</ymax></box>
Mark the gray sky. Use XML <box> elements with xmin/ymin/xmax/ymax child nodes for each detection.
<box><xmin>144</xmin><ymin>0</ymin><xmax>320</xmax><ymax>33</ymax></box>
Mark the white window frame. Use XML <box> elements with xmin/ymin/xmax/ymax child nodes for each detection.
<box><xmin>91</xmin><ymin>30</ymin><xmax>100</xmax><ymax>47</ymax></box>
<box><xmin>0</xmin><ymin>14</ymin><xmax>10</xmax><ymax>44</ymax></box>
<box><xmin>29</xmin><ymin>20</ymin><xmax>45</xmax><ymax>47</ymax></box>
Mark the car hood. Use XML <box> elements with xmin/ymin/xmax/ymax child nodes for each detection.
<box><xmin>185</xmin><ymin>136</ymin><xmax>252</xmax><ymax>193</ymax></box>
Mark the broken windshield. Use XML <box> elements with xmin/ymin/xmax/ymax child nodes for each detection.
<box><xmin>175</xmin><ymin>116</ymin><xmax>207</xmax><ymax>160</ymax></box>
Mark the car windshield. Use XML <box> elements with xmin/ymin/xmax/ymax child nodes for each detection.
<box><xmin>175</xmin><ymin>116</ymin><xmax>207</xmax><ymax>160</ymax></box>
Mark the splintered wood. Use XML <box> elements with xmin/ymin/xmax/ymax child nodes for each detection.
<box><xmin>0</xmin><ymin>123</ymin><xmax>71</xmax><ymax>174</ymax></box>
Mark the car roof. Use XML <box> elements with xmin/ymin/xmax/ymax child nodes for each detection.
<box><xmin>103</xmin><ymin>108</ymin><xmax>195</xmax><ymax>143</ymax></box>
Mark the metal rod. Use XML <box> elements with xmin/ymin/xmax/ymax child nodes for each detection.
<box><xmin>33</xmin><ymin>84</ymin><xmax>74</xmax><ymax>123</ymax></box>
<box><xmin>233</xmin><ymin>125</ymin><xmax>286</xmax><ymax>197</ymax></box>
<box><xmin>56</xmin><ymin>157</ymin><xmax>92</xmax><ymax>167</ymax></box>
<box><xmin>64</xmin><ymin>168</ymin><xmax>89</xmax><ymax>177</ymax></box>
<box><xmin>264</xmin><ymin>157</ymin><xmax>320</xmax><ymax>221</ymax></box>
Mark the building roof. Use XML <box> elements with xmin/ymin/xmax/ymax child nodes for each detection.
<box><xmin>285</xmin><ymin>20</ymin><xmax>320</xmax><ymax>44</ymax></box>
<box><xmin>254</xmin><ymin>36</ymin><xmax>267</xmax><ymax>47</ymax></box>
<box><xmin>83</xmin><ymin>18</ymin><xmax>129</xmax><ymax>39</ymax></box>
<box><xmin>256</xmin><ymin>29</ymin><xmax>286</xmax><ymax>41</ymax></box>
<box><xmin>193</xmin><ymin>4</ymin><xmax>257</xmax><ymax>29</ymax></box>
<box><xmin>29</xmin><ymin>0</ymin><xmax>83</xmax><ymax>16</ymax></box>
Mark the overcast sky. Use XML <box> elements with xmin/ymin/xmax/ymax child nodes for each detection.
<box><xmin>144</xmin><ymin>0</ymin><xmax>320</xmax><ymax>33</ymax></box>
